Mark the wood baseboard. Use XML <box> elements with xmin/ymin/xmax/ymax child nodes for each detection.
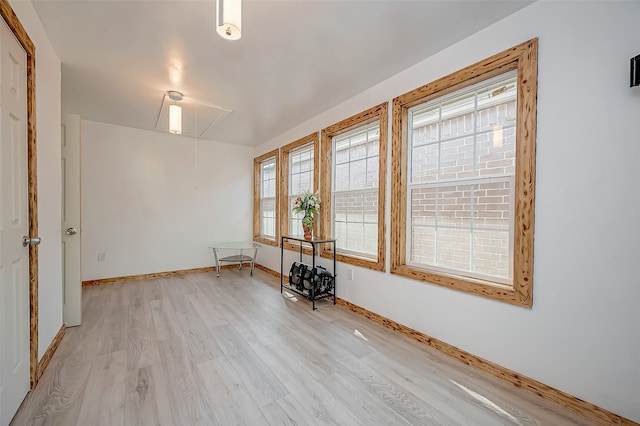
<box><xmin>83</xmin><ymin>262</ymin><xmax>270</xmax><ymax>287</ymax></box>
<box><xmin>255</xmin><ymin>263</ymin><xmax>282</xmax><ymax>279</ymax></box>
<box><xmin>82</xmin><ymin>266</ymin><xmax>218</xmax><ymax>287</ymax></box>
<box><xmin>335</xmin><ymin>298</ymin><xmax>634</xmax><ymax>425</ymax></box>
<box><xmin>36</xmin><ymin>325</ymin><xmax>65</xmax><ymax>381</ymax></box>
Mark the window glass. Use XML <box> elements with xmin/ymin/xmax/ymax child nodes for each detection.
<box><xmin>254</xmin><ymin>149</ymin><xmax>279</xmax><ymax>245</ymax></box>
<box><xmin>332</xmin><ymin>124</ymin><xmax>380</xmax><ymax>258</ymax></box>
<box><xmin>260</xmin><ymin>157</ymin><xmax>277</xmax><ymax>239</ymax></box>
<box><xmin>407</xmin><ymin>72</ymin><xmax>516</xmax><ymax>283</ymax></box>
<box><xmin>288</xmin><ymin>144</ymin><xmax>315</xmax><ymax>237</ymax></box>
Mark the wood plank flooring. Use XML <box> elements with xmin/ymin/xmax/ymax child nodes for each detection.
<box><xmin>11</xmin><ymin>270</ymin><xmax>596</xmax><ymax>425</ymax></box>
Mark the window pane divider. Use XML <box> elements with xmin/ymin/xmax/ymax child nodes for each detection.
<box><xmin>409</xmin><ymin>175</ymin><xmax>513</xmax><ymax>189</ymax></box>
<box><xmin>410</xmin><ymin>223</ymin><xmax>510</xmax><ymax>232</ymax></box>
<box><xmin>332</xmin><ymin>188</ymin><xmax>378</xmax><ymax>195</ymax></box>
<box><xmin>411</xmin><ymin>123</ymin><xmax>517</xmax><ymax>149</ymax></box>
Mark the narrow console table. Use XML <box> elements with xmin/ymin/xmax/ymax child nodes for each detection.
<box><xmin>209</xmin><ymin>242</ymin><xmax>260</xmax><ymax>277</ymax></box>
<box><xmin>280</xmin><ymin>236</ymin><xmax>336</xmax><ymax>310</ymax></box>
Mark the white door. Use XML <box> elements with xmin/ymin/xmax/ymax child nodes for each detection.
<box><xmin>62</xmin><ymin>113</ymin><xmax>81</xmax><ymax>327</ymax></box>
<box><xmin>0</xmin><ymin>19</ymin><xmax>29</xmax><ymax>426</ymax></box>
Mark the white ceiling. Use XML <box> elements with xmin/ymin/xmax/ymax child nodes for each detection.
<box><xmin>32</xmin><ymin>0</ymin><xmax>532</xmax><ymax>146</ymax></box>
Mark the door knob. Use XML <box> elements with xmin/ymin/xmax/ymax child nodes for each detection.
<box><xmin>22</xmin><ymin>236</ymin><xmax>42</xmax><ymax>247</ymax></box>
<box><xmin>66</xmin><ymin>227</ymin><xmax>78</xmax><ymax>236</ymax></box>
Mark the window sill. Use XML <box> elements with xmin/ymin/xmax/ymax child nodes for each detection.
<box><xmin>321</xmin><ymin>250</ymin><xmax>385</xmax><ymax>272</ymax></box>
<box><xmin>390</xmin><ymin>263</ymin><xmax>531</xmax><ymax>307</ymax></box>
<box><xmin>254</xmin><ymin>236</ymin><xmax>278</xmax><ymax>247</ymax></box>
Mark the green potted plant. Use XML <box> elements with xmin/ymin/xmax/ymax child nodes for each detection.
<box><xmin>292</xmin><ymin>190</ymin><xmax>320</xmax><ymax>240</ymax></box>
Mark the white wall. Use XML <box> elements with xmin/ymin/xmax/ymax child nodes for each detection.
<box><xmin>9</xmin><ymin>0</ymin><xmax>63</xmax><ymax>360</ymax></box>
<box><xmin>81</xmin><ymin>121</ymin><xmax>254</xmax><ymax>280</ymax></box>
<box><xmin>255</xmin><ymin>2</ymin><xmax>640</xmax><ymax>422</ymax></box>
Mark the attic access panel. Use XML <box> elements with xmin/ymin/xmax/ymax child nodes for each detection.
<box><xmin>156</xmin><ymin>93</ymin><xmax>232</xmax><ymax>139</ymax></box>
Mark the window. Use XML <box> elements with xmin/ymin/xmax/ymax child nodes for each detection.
<box><xmin>253</xmin><ymin>149</ymin><xmax>280</xmax><ymax>246</ymax></box>
<box><xmin>321</xmin><ymin>103</ymin><xmax>387</xmax><ymax>271</ymax></box>
<box><xmin>390</xmin><ymin>39</ymin><xmax>538</xmax><ymax>306</ymax></box>
<box><xmin>279</xmin><ymin>133</ymin><xmax>319</xmax><ymax>244</ymax></box>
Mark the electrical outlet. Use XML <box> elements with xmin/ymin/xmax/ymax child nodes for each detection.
<box><xmin>97</xmin><ymin>252</ymin><xmax>106</xmax><ymax>262</ymax></box>
<box><xmin>348</xmin><ymin>268</ymin><xmax>354</xmax><ymax>281</ymax></box>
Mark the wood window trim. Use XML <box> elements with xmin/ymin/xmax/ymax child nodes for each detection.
<box><xmin>253</xmin><ymin>149</ymin><xmax>280</xmax><ymax>246</ymax></box>
<box><xmin>279</xmin><ymin>132</ymin><xmax>319</xmax><ymax>253</ymax></box>
<box><xmin>320</xmin><ymin>102</ymin><xmax>388</xmax><ymax>272</ymax></box>
<box><xmin>390</xmin><ymin>38</ymin><xmax>538</xmax><ymax>307</ymax></box>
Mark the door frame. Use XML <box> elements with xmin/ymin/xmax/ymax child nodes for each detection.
<box><xmin>0</xmin><ymin>0</ymin><xmax>39</xmax><ymax>388</ymax></box>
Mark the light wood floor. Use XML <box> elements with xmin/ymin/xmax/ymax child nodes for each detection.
<box><xmin>12</xmin><ymin>269</ymin><xmax>595</xmax><ymax>425</ymax></box>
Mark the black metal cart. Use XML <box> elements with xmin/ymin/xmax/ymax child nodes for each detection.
<box><xmin>280</xmin><ymin>236</ymin><xmax>336</xmax><ymax>310</ymax></box>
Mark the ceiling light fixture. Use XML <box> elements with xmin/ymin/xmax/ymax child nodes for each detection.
<box><xmin>168</xmin><ymin>91</ymin><xmax>183</xmax><ymax>134</ymax></box>
<box><xmin>216</xmin><ymin>0</ymin><xmax>241</xmax><ymax>41</ymax></box>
